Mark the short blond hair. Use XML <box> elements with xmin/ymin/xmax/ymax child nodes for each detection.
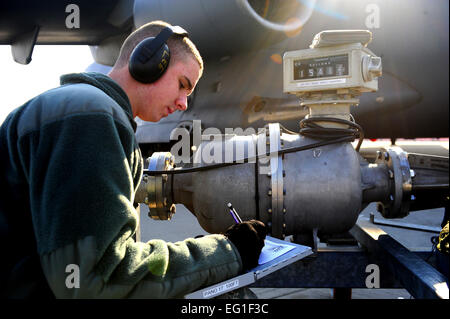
<box><xmin>114</xmin><ymin>20</ymin><xmax>203</xmax><ymax>74</ymax></box>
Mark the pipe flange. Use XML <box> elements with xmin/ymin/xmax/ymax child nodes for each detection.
<box><xmin>144</xmin><ymin>152</ymin><xmax>176</xmax><ymax>220</ymax></box>
<box><xmin>267</xmin><ymin>123</ymin><xmax>286</xmax><ymax>239</ymax></box>
<box><xmin>375</xmin><ymin>146</ymin><xmax>411</xmax><ymax>218</ymax></box>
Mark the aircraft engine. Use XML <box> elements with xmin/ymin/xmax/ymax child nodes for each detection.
<box><xmin>133</xmin><ymin>0</ymin><xmax>316</xmax><ymax>56</ymax></box>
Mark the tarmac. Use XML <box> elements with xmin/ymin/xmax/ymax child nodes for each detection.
<box><xmin>137</xmin><ymin>140</ymin><xmax>448</xmax><ymax>299</ymax></box>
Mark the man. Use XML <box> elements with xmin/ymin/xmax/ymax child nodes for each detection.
<box><xmin>0</xmin><ymin>20</ymin><xmax>266</xmax><ymax>298</ymax></box>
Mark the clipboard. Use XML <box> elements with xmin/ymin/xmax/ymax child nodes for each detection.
<box><xmin>184</xmin><ymin>236</ymin><xmax>313</xmax><ymax>299</ymax></box>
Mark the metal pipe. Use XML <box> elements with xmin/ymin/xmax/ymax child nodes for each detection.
<box><xmin>136</xmin><ymin>128</ymin><xmax>448</xmax><ymax>238</ymax></box>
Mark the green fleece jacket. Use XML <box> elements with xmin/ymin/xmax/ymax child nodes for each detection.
<box><xmin>0</xmin><ymin>72</ymin><xmax>242</xmax><ymax>298</ymax></box>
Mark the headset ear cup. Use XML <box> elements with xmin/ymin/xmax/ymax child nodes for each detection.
<box><xmin>129</xmin><ymin>39</ymin><xmax>171</xmax><ymax>83</ymax></box>
<box><xmin>153</xmin><ymin>43</ymin><xmax>171</xmax><ymax>81</ymax></box>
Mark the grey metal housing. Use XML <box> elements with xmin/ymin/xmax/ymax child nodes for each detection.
<box><xmin>136</xmin><ymin>124</ymin><xmax>448</xmax><ymax>240</ymax></box>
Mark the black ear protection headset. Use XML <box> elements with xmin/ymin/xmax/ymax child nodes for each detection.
<box><xmin>128</xmin><ymin>25</ymin><xmax>189</xmax><ymax>83</ymax></box>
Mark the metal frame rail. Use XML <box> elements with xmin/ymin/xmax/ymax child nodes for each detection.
<box><xmin>250</xmin><ymin>218</ymin><xmax>448</xmax><ymax>299</ymax></box>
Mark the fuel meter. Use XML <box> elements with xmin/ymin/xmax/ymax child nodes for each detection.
<box><xmin>283</xmin><ymin>30</ymin><xmax>382</xmax><ymax>96</ymax></box>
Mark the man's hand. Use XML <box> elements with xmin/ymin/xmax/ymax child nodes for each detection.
<box><xmin>224</xmin><ymin>220</ymin><xmax>267</xmax><ymax>271</ymax></box>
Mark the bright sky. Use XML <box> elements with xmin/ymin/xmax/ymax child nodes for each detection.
<box><xmin>0</xmin><ymin>45</ymin><xmax>94</xmax><ymax>124</ymax></box>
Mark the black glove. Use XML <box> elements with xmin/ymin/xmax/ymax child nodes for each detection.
<box><xmin>224</xmin><ymin>220</ymin><xmax>267</xmax><ymax>271</ymax></box>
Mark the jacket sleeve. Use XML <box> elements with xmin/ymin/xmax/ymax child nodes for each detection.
<box><xmin>40</xmin><ymin>234</ymin><xmax>242</xmax><ymax>298</ymax></box>
<box><xmin>19</xmin><ymin>103</ymin><xmax>242</xmax><ymax>298</ymax></box>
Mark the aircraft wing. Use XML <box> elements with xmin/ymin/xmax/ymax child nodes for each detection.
<box><xmin>0</xmin><ymin>0</ymin><xmax>133</xmax><ymax>63</ymax></box>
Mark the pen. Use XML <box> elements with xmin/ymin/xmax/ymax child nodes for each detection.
<box><xmin>227</xmin><ymin>202</ymin><xmax>243</xmax><ymax>224</ymax></box>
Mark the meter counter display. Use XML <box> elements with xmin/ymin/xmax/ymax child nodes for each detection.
<box><xmin>293</xmin><ymin>54</ymin><xmax>348</xmax><ymax>81</ymax></box>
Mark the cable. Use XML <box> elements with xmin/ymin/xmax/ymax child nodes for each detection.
<box><xmin>299</xmin><ymin>116</ymin><xmax>364</xmax><ymax>152</ymax></box>
<box><xmin>144</xmin><ymin>117</ymin><xmax>363</xmax><ymax>176</ymax></box>
<box><xmin>426</xmin><ymin>235</ymin><xmax>439</xmax><ymax>263</ymax></box>
<box><xmin>143</xmin><ymin>135</ymin><xmax>353</xmax><ymax>176</ymax></box>
<box><xmin>279</xmin><ymin>123</ymin><xmax>299</xmax><ymax>135</ymax></box>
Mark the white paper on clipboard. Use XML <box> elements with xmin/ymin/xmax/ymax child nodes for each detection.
<box><xmin>258</xmin><ymin>238</ymin><xmax>296</xmax><ymax>264</ymax></box>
